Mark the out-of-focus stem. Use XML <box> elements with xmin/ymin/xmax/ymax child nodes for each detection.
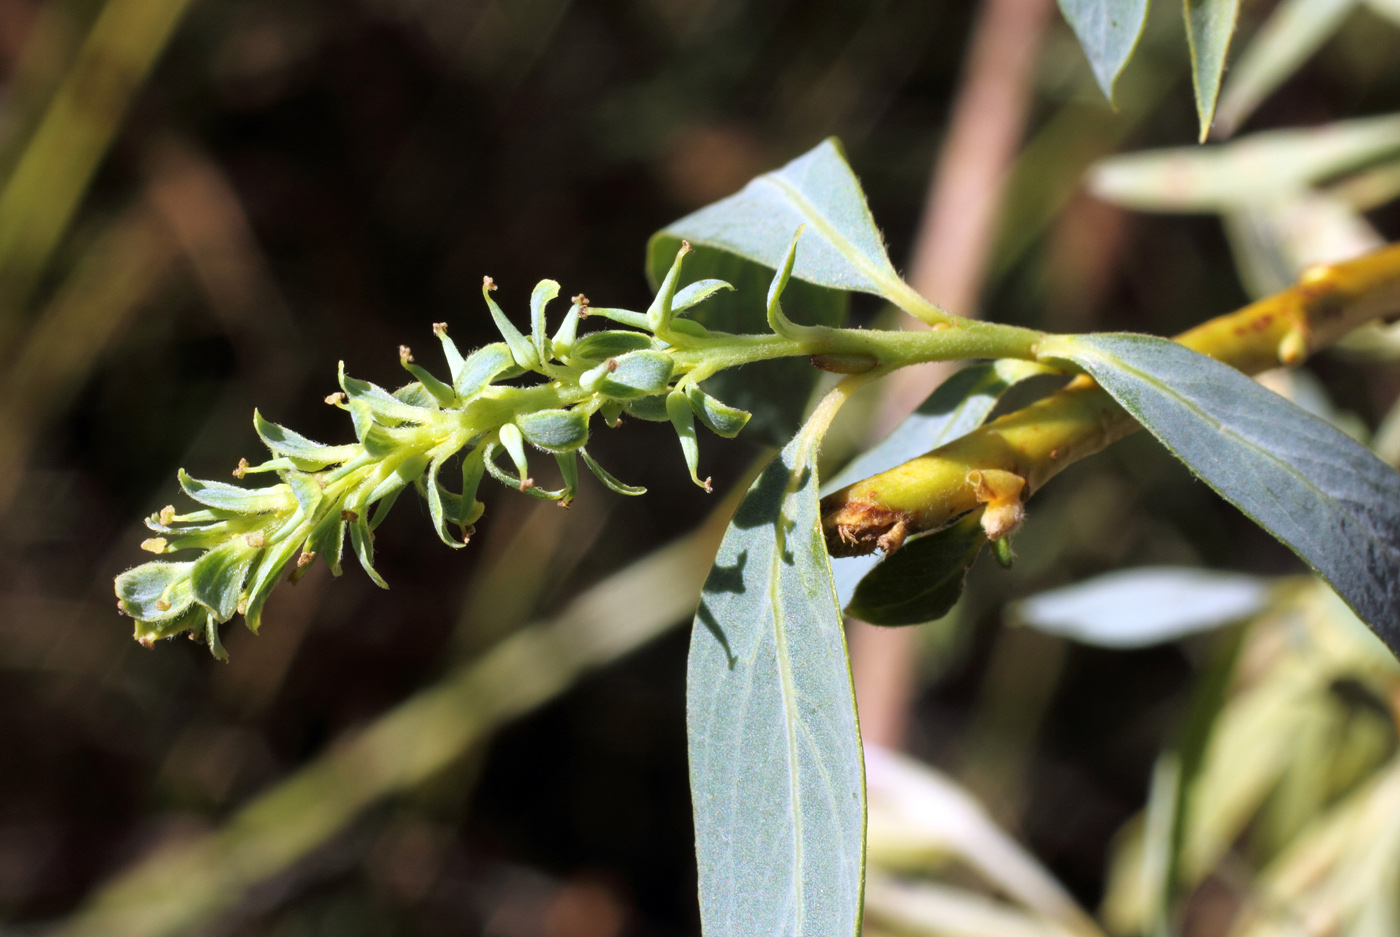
<box><xmin>822</xmin><ymin>244</ymin><xmax>1400</xmax><ymax>555</ymax></box>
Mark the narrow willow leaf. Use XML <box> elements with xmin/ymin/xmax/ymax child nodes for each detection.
<box><xmin>1089</xmin><ymin>113</ymin><xmax>1400</xmax><ymax>212</ymax></box>
<box><xmin>190</xmin><ymin>540</ymin><xmax>259</xmax><ymax>621</ymax></box>
<box><xmin>1214</xmin><ymin>0</ymin><xmax>1357</xmax><ymax>138</ymax></box>
<box><xmin>823</xmin><ymin>360</ymin><xmax>1052</xmax><ymax>494</ymax></box>
<box><xmin>1058</xmin><ymin>0</ymin><xmax>1151</xmax><ymax>103</ymax></box>
<box><xmin>580</xmin><ymin>447</ymin><xmax>646</xmax><ymax>496</ymax></box>
<box><xmin>254</xmin><ymin>410</ymin><xmax>358</xmax><ymax>470</ymax></box>
<box><xmin>571</xmin><ymin>330</ymin><xmax>654</xmax><ymax>362</ymax></box>
<box><xmin>671</xmin><ymin>278</ymin><xmax>733</xmax><ymax>315</ymax></box>
<box><xmin>115</xmin><ymin>561</ymin><xmax>196</xmax><ymax>621</ymax></box>
<box><xmin>1011</xmin><ymin>567</ymin><xmax>1272</xmax><ymax>647</ymax></box>
<box><xmin>688</xmin><ymin>437</ymin><xmax>864</xmax><ymax>937</ymax></box>
<box><xmin>654</xmin><ymin>137</ymin><xmax>901</xmax><ymax>299</ymax></box>
<box><xmin>686</xmin><ymin>384</ymin><xmax>751</xmax><ymax>438</ymax></box>
<box><xmin>646</xmin><ymin>243</ymin><xmax>846</xmax><ymax>444</ymax></box>
<box><xmin>846</xmin><ymin>514</ymin><xmax>987</xmax><ymax>627</ymax></box>
<box><xmin>178</xmin><ymin>469</ymin><xmax>293</xmax><ymax>514</ymax></box>
<box><xmin>516</xmin><ymin>407</ymin><xmax>590</xmax><ymax>452</ymax></box>
<box><xmin>530</xmin><ymin>278</ymin><xmax>560</xmax><ymax>364</ymax></box>
<box><xmin>455</xmin><ymin>342</ymin><xmax>517</xmax><ymax>398</ymax></box>
<box><xmin>581</xmin><ymin>350</ymin><xmax>673</xmax><ymax>398</ymax></box>
<box><xmin>1185</xmin><ymin>0</ymin><xmax>1242</xmax><ymax>141</ymax></box>
<box><xmin>1045</xmin><ymin>333</ymin><xmax>1400</xmax><ymax>649</ymax></box>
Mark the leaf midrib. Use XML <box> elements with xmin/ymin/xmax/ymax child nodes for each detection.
<box><xmin>757</xmin><ymin>173</ymin><xmax>896</xmax><ymax>296</ymax></box>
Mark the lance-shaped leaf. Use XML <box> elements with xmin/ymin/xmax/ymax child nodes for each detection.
<box><xmin>688</xmin><ymin>436</ymin><xmax>864</xmax><ymax>937</ymax></box>
<box><xmin>1214</xmin><ymin>0</ymin><xmax>1357</xmax><ymax>138</ymax></box>
<box><xmin>178</xmin><ymin>470</ymin><xmax>294</xmax><ymax>515</ymax></box>
<box><xmin>1088</xmin><ymin>113</ymin><xmax>1400</xmax><ymax>213</ymax></box>
<box><xmin>581</xmin><ymin>350</ymin><xmax>674</xmax><ymax>398</ymax></box>
<box><xmin>1042</xmin><ymin>332</ymin><xmax>1400</xmax><ymax>650</ymax></box>
<box><xmin>846</xmin><ymin>514</ymin><xmax>987</xmax><ymax>627</ymax></box>
<box><xmin>1059</xmin><ymin>0</ymin><xmax>1151</xmax><ymax>104</ymax></box>
<box><xmin>654</xmin><ymin>138</ymin><xmax>904</xmax><ymax>301</ymax></box>
<box><xmin>455</xmin><ymin>343</ymin><xmax>519</xmax><ymax>398</ymax></box>
<box><xmin>1186</xmin><ymin>0</ymin><xmax>1241</xmax><ymax>141</ymax></box>
<box><xmin>254</xmin><ymin>410</ymin><xmax>358</xmax><ymax>470</ymax></box>
<box><xmin>580</xmin><ymin>447</ymin><xmax>646</xmax><ymax>496</ymax></box>
<box><xmin>1011</xmin><ymin>566</ymin><xmax>1272</xmax><ymax>647</ymax></box>
<box><xmin>823</xmin><ymin>360</ymin><xmax>1052</xmax><ymax>494</ymax></box>
<box><xmin>190</xmin><ymin>539</ymin><xmax>260</xmax><ymax>621</ymax></box>
<box><xmin>516</xmin><ymin>408</ymin><xmax>590</xmax><ymax>453</ymax></box>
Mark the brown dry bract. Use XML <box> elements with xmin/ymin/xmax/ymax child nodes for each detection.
<box><xmin>823</xmin><ymin>500</ymin><xmax>911</xmax><ymax>557</ymax></box>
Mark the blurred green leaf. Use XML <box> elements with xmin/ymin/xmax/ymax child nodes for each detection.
<box><xmin>1185</xmin><ymin>0</ymin><xmax>1241</xmax><ymax>141</ymax></box>
<box><xmin>1215</xmin><ymin>0</ymin><xmax>1358</xmax><ymax>138</ymax></box>
<box><xmin>1090</xmin><ymin>113</ymin><xmax>1400</xmax><ymax>212</ymax></box>
<box><xmin>688</xmin><ymin>435</ymin><xmax>864</xmax><ymax>937</ymax></box>
<box><xmin>1011</xmin><ymin>567</ymin><xmax>1271</xmax><ymax>647</ymax></box>
<box><xmin>1058</xmin><ymin>0</ymin><xmax>1150</xmax><ymax>104</ymax></box>
<box><xmin>1044</xmin><ymin>333</ymin><xmax>1400</xmax><ymax>651</ymax></box>
<box><xmin>847</xmin><ymin>514</ymin><xmax>986</xmax><ymax>627</ymax></box>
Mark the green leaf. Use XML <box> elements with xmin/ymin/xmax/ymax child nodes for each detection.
<box><xmin>254</xmin><ymin>410</ymin><xmax>358</xmax><ymax>470</ymax></box>
<box><xmin>1058</xmin><ymin>0</ymin><xmax>1150</xmax><ymax>104</ymax></box>
<box><xmin>455</xmin><ymin>342</ymin><xmax>518</xmax><ymax>398</ymax></box>
<box><xmin>1089</xmin><ymin>113</ymin><xmax>1400</xmax><ymax>212</ymax></box>
<box><xmin>1010</xmin><ymin>566</ymin><xmax>1271</xmax><ymax>646</ymax></box>
<box><xmin>178</xmin><ymin>469</ymin><xmax>293</xmax><ymax>514</ymax></box>
<box><xmin>1214</xmin><ymin>0</ymin><xmax>1357</xmax><ymax>138</ymax></box>
<box><xmin>515</xmin><ymin>408</ymin><xmax>590</xmax><ymax>452</ymax></box>
<box><xmin>655</xmin><ymin>138</ymin><xmax>899</xmax><ymax>299</ymax></box>
<box><xmin>1185</xmin><ymin>0</ymin><xmax>1242</xmax><ymax>141</ymax></box>
<box><xmin>1044</xmin><ymin>333</ymin><xmax>1400</xmax><ymax>649</ymax></box>
<box><xmin>190</xmin><ymin>539</ymin><xmax>259</xmax><ymax>621</ymax></box>
<box><xmin>646</xmin><ymin>243</ymin><xmax>846</xmax><ymax>444</ymax></box>
<box><xmin>688</xmin><ymin>437</ymin><xmax>864</xmax><ymax>937</ymax></box>
<box><xmin>823</xmin><ymin>360</ymin><xmax>1051</xmax><ymax>494</ymax></box>
<box><xmin>846</xmin><ymin>514</ymin><xmax>987</xmax><ymax>626</ymax></box>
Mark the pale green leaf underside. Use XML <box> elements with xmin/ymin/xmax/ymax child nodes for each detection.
<box><xmin>657</xmin><ymin>137</ymin><xmax>900</xmax><ymax>299</ymax></box>
<box><xmin>688</xmin><ymin>439</ymin><xmax>865</xmax><ymax>937</ymax></box>
<box><xmin>1185</xmin><ymin>0</ymin><xmax>1242</xmax><ymax>141</ymax></box>
<box><xmin>1051</xmin><ymin>334</ymin><xmax>1400</xmax><ymax>651</ymax></box>
<box><xmin>1012</xmin><ymin>566</ymin><xmax>1272</xmax><ymax>647</ymax></box>
<box><xmin>1214</xmin><ymin>0</ymin><xmax>1357</xmax><ymax>138</ymax></box>
<box><xmin>1058</xmin><ymin>0</ymin><xmax>1150</xmax><ymax>103</ymax></box>
<box><xmin>1089</xmin><ymin>112</ymin><xmax>1400</xmax><ymax>213</ymax></box>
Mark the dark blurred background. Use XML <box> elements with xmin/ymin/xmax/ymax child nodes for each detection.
<box><xmin>1</xmin><ymin>0</ymin><xmax>1398</xmax><ymax>934</ymax></box>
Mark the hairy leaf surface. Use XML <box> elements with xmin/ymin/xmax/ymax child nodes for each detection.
<box><xmin>688</xmin><ymin>437</ymin><xmax>864</xmax><ymax>937</ymax></box>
